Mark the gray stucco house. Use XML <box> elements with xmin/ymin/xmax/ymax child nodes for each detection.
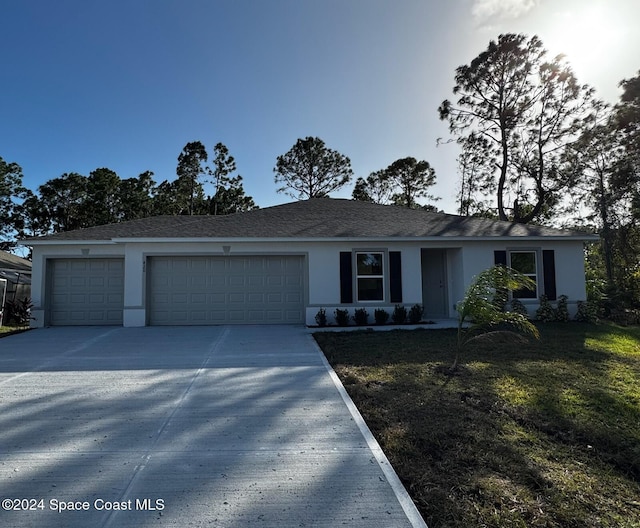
<box><xmin>23</xmin><ymin>198</ymin><xmax>597</xmax><ymax>327</ymax></box>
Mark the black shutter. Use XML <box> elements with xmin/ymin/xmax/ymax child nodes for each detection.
<box><xmin>542</xmin><ymin>250</ymin><xmax>557</xmax><ymax>301</ymax></box>
<box><xmin>339</xmin><ymin>252</ymin><xmax>353</xmax><ymax>304</ymax></box>
<box><xmin>389</xmin><ymin>251</ymin><xmax>403</xmax><ymax>303</ymax></box>
<box><xmin>494</xmin><ymin>250</ymin><xmax>507</xmax><ymax>266</ymax></box>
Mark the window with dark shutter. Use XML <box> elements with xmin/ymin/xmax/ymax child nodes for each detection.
<box><xmin>339</xmin><ymin>252</ymin><xmax>353</xmax><ymax>303</ymax></box>
<box><xmin>542</xmin><ymin>250</ymin><xmax>557</xmax><ymax>300</ymax></box>
<box><xmin>389</xmin><ymin>251</ymin><xmax>402</xmax><ymax>303</ymax></box>
<box><xmin>494</xmin><ymin>250</ymin><xmax>507</xmax><ymax>266</ymax></box>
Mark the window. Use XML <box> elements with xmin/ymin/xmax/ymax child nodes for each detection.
<box><xmin>356</xmin><ymin>252</ymin><xmax>384</xmax><ymax>301</ymax></box>
<box><xmin>509</xmin><ymin>251</ymin><xmax>538</xmax><ymax>299</ymax></box>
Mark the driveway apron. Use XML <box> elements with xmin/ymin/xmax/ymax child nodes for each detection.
<box><xmin>0</xmin><ymin>326</ymin><xmax>424</xmax><ymax>527</ymax></box>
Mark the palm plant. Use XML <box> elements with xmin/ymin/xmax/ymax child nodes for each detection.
<box><xmin>454</xmin><ymin>265</ymin><xmax>540</xmax><ymax>370</ymax></box>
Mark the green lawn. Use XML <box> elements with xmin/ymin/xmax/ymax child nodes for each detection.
<box><xmin>0</xmin><ymin>325</ymin><xmax>30</xmax><ymax>337</ymax></box>
<box><xmin>315</xmin><ymin>323</ymin><xmax>640</xmax><ymax>528</ymax></box>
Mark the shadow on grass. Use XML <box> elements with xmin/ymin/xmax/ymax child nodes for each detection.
<box><xmin>315</xmin><ymin>323</ymin><xmax>640</xmax><ymax>528</ymax></box>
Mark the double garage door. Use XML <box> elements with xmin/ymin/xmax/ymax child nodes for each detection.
<box><xmin>148</xmin><ymin>256</ymin><xmax>305</xmax><ymax>325</ymax></box>
<box><xmin>48</xmin><ymin>256</ymin><xmax>305</xmax><ymax>326</ymax></box>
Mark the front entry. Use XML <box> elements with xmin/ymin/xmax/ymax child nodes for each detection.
<box><xmin>421</xmin><ymin>249</ymin><xmax>448</xmax><ymax>318</ymax></box>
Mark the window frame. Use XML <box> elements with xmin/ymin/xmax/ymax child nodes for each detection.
<box><xmin>508</xmin><ymin>249</ymin><xmax>540</xmax><ymax>300</ymax></box>
<box><xmin>354</xmin><ymin>251</ymin><xmax>386</xmax><ymax>302</ymax></box>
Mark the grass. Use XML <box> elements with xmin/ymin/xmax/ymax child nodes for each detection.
<box><xmin>314</xmin><ymin>323</ymin><xmax>640</xmax><ymax>528</ymax></box>
<box><xmin>0</xmin><ymin>325</ymin><xmax>30</xmax><ymax>337</ymax></box>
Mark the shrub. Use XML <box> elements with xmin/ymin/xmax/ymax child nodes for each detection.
<box><xmin>575</xmin><ymin>300</ymin><xmax>599</xmax><ymax>323</ymax></box>
<box><xmin>334</xmin><ymin>308</ymin><xmax>350</xmax><ymax>327</ymax></box>
<box><xmin>508</xmin><ymin>298</ymin><xmax>529</xmax><ymax>317</ymax></box>
<box><xmin>408</xmin><ymin>304</ymin><xmax>424</xmax><ymax>324</ymax></box>
<box><xmin>315</xmin><ymin>308</ymin><xmax>327</xmax><ymax>327</ymax></box>
<box><xmin>353</xmin><ymin>308</ymin><xmax>369</xmax><ymax>326</ymax></box>
<box><xmin>4</xmin><ymin>298</ymin><xmax>34</xmax><ymax>326</ymax></box>
<box><xmin>556</xmin><ymin>295</ymin><xmax>570</xmax><ymax>322</ymax></box>
<box><xmin>535</xmin><ymin>294</ymin><xmax>556</xmax><ymax>322</ymax></box>
<box><xmin>392</xmin><ymin>304</ymin><xmax>407</xmax><ymax>324</ymax></box>
<box><xmin>374</xmin><ymin>308</ymin><xmax>389</xmax><ymax>325</ymax></box>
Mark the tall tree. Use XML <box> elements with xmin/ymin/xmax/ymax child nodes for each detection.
<box><xmin>15</xmin><ymin>189</ymin><xmax>50</xmax><ymax>238</ymax></box>
<box><xmin>86</xmin><ymin>168</ymin><xmax>121</xmax><ymax>226</ymax></box>
<box><xmin>352</xmin><ymin>158</ymin><xmax>439</xmax><ymax>209</ymax></box>
<box><xmin>386</xmin><ymin>157</ymin><xmax>438</xmax><ymax>209</ymax></box>
<box><xmin>208</xmin><ymin>175</ymin><xmax>257</xmax><ymax>215</ymax></box>
<box><xmin>616</xmin><ymin>71</ymin><xmax>640</xmax><ymax>194</ymax></box>
<box><xmin>563</xmin><ymin>116</ymin><xmax>625</xmax><ymax>289</ymax></box>
<box><xmin>439</xmin><ymin>33</ymin><xmax>598</xmax><ymax>223</ymax></box>
<box><xmin>36</xmin><ymin>173</ymin><xmax>89</xmax><ymax>232</ymax></box>
<box><xmin>207</xmin><ymin>142</ymin><xmax>236</xmax><ymax>215</ymax></box>
<box><xmin>351</xmin><ymin>170</ymin><xmax>394</xmax><ymax>205</ymax></box>
<box><xmin>118</xmin><ymin>171</ymin><xmax>156</xmax><ymax>221</ymax></box>
<box><xmin>0</xmin><ymin>156</ymin><xmax>26</xmax><ymax>241</ymax></box>
<box><xmin>456</xmin><ymin>134</ymin><xmax>496</xmax><ymax>217</ymax></box>
<box><xmin>176</xmin><ymin>141</ymin><xmax>208</xmax><ymax>215</ymax></box>
<box><xmin>274</xmin><ymin>136</ymin><xmax>353</xmax><ymax>199</ymax></box>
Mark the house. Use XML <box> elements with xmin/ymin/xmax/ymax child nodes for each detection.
<box><xmin>0</xmin><ymin>250</ymin><xmax>32</xmax><ymax>325</ymax></box>
<box><xmin>23</xmin><ymin>198</ymin><xmax>598</xmax><ymax>327</ymax></box>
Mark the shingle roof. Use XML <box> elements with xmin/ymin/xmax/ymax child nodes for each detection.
<box><xmin>0</xmin><ymin>250</ymin><xmax>32</xmax><ymax>271</ymax></box>
<box><xmin>24</xmin><ymin>198</ymin><xmax>597</xmax><ymax>243</ymax></box>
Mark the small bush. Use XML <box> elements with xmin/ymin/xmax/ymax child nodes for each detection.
<box><xmin>315</xmin><ymin>308</ymin><xmax>327</xmax><ymax>327</ymax></box>
<box><xmin>535</xmin><ymin>294</ymin><xmax>556</xmax><ymax>322</ymax></box>
<box><xmin>576</xmin><ymin>300</ymin><xmax>599</xmax><ymax>323</ymax></box>
<box><xmin>408</xmin><ymin>304</ymin><xmax>424</xmax><ymax>324</ymax></box>
<box><xmin>392</xmin><ymin>304</ymin><xmax>407</xmax><ymax>324</ymax></box>
<box><xmin>353</xmin><ymin>307</ymin><xmax>369</xmax><ymax>326</ymax></box>
<box><xmin>4</xmin><ymin>298</ymin><xmax>34</xmax><ymax>326</ymax></box>
<box><xmin>374</xmin><ymin>308</ymin><xmax>389</xmax><ymax>325</ymax></box>
<box><xmin>334</xmin><ymin>308</ymin><xmax>350</xmax><ymax>327</ymax></box>
<box><xmin>556</xmin><ymin>295</ymin><xmax>570</xmax><ymax>322</ymax></box>
<box><xmin>508</xmin><ymin>298</ymin><xmax>529</xmax><ymax>317</ymax></box>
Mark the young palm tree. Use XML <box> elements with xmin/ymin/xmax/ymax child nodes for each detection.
<box><xmin>454</xmin><ymin>265</ymin><xmax>540</xmax><ymax>370</ymax></box>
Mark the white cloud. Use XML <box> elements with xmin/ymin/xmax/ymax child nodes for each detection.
<box><xmin>472</xmin><ymin>0</ymin><xmax>538</xmax><ymax>22</ymax></box>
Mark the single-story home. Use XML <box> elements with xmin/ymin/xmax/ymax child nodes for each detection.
<box><xmin>0</xmin><ymin>250</ymin><xmax>32</xmax><ymax>324</ymax></box>
<box><xmin>22</xmin><ymin>198</ymin><xmax>598</xmax><ymax>327</ymax></box>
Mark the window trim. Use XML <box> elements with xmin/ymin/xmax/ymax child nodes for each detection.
<box><xmin>355</xmin><ymin>251</ymin><xmax>386</xmax><ymax>302</ymax></box>
<box><xmin>508</xmin><ymin>249</ymin><xmax>540</xmax><ymax>300</ymax></box>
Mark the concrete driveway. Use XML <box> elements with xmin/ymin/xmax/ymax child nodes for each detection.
<box><xmin>0</xmin><ymin>326</ymin><xmax>426</xmax><ymax>528</ymax></box>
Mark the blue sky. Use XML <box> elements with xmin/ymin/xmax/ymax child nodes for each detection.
<box><xmin>2</xmin><ymin>0</ymin><xmax>638</xmax><ymax>213</ymax></box>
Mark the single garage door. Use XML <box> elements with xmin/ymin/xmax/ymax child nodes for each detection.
<box><xmin>148</xmin><ymin>255</ymin><xmax>305</xmax><ymax>325</ymax></box>
<box><xmin>49</xmin><ymin>258</ymin><xmax>124</xmax><ymax>325</ymax></box>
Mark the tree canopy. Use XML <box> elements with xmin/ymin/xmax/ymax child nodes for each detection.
<box><xmin>274</xmin><ymin>136</ymin><xmax>353</xmax><ymax>199</ymax></box>
<box><xmin>352</xmin><ymin>157</ymin><xmax>439</xmax><ymax>209</ymax></box>
<box><xmin>0</xmin><ymin>156</ymin><xmax>26</xmax><ymax>243</ymax></box>
<box><xmin>439</xmin><ymin>33</ymin><xmax>599</xmax><ymax>223</ymax></box>
<box><xmin>7</xmin><ymin>140</ymin><xmax>257</xmax><ymax>241</ymax></box>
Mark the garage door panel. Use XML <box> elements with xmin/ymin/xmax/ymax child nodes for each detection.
<box><xmin>148</xmin><ymin>255</ymin><xmax>304</xmax><ymax>325</ymax></box>
<box><xmin>49</xmin><ymin>258</ymin><xmax>124</xmax><ymax>326</ymax></box>
<box><xmin>229</xmin><ymin>276</ymin><xmax>245</xmax><ymax>287</ymax></box>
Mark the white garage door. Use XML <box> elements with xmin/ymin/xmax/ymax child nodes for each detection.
<box><xmin>148</xmin><ymin>255</ymin><xmax>305</xmax><ymax>325</ymax></box>
<box><xmin>49</xmin><ymin>258</ymin><xmax>124</xmax><ymax>326</ymax></box>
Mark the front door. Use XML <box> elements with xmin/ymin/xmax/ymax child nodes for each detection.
<box><xmin>421</xmin><ymin>249</ymin><xmax>448</xmax><ymax>318</ymax></box>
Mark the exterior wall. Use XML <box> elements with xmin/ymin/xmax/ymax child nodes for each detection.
<box><xmin>461</xmin><ymin>240</ymin><xmax>587</xmax><ymax>317</ymax></box>
<box><xmin>29</xmin><ymin>237</ymin><xmax>589</xmax><ymax>327</ymax></box>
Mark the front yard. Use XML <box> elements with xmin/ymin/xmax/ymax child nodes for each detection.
<box><xmin>315</xmin><ymin>323</ymin><xmax>640</xmax><ymax>528</ymax></box>
<box><xmin>0</xmin><ymin>325</ymin><xmax>30</xmax><ymax>337</ymax></box>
